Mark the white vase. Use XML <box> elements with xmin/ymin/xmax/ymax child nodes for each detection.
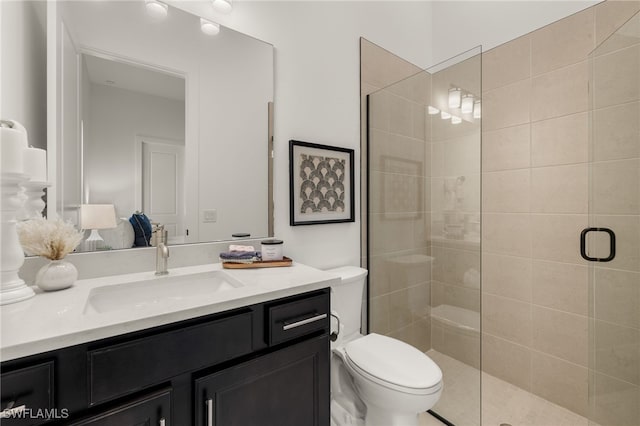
<box><xmin>35</xmin><ymin>259</ymin><xmax>78</xmax><ymax>291</ymax></box>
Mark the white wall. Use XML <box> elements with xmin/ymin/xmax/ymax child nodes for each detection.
<box><xmin>430</xmin><ymin>1</ymin><xmax>600</xmax><ymax>63</ymax></box>
<box><xmin>85</xmin><ymin>83</ymin><xmax>185</xmax><ymax>219</ymax></box>
<box><xmin>169</xmin><ymin>1</ymin><xmax>434</xmax><ymax>269</ymax></box>
<box><xmin>0</xmin><ymin>0</ymin><xmax>47</xmax><ymax>149</ymax></box>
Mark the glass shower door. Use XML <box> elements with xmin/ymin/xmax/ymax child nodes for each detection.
<box><xmin>588</xmin><ymin>11</ymin><xmax>640</xmax><ymax>426</ymax></box>
<box><xmin>367</xmin><ymin>47</ymin><xmax>481</xmax><ymax>426</ymax></box>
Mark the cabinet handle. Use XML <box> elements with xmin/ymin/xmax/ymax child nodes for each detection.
<box><xmin>159</xmin><ymin>418</ymin><xmax>166</xmax><ymax>426</ymax></box>
<box><xmin>206</xmin><ymin>398</ymin><xmax>214</xmax><ymax>426</ymax></box>
<box><xmin>283</xmin><ymin>313</ymin><xmax>327</xmax><ymax>331</ymax></box>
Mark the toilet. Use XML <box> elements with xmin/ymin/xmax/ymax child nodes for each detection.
<box><xmin>327</xmin><ymin>266</ymin><xmax>443</xmax><ymax>426</ymax></box>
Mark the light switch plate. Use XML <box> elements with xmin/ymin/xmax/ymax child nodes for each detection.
<box><xmin>203</xmin><ymin>209</ymin><xmax>217</xmax><ymax>223</ymax></box>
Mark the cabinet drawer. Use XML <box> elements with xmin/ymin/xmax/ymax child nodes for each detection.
<box><xmin>268</xmin><ymin>292</ymin><xmax>329</xmax><ymax>346</ymax></box>
<box><xmin>69</xmin><ymin>388</ymin><xmax>171</xmax><ymax>426</ymax></box>
<box><xmin>88</xmin><ymin>311</ymin><xmax>253</xmax><ymax>405</ymax></box>
<box><xmin>1</xmin><ymin>361</ymin><xmax>54</xmax><ymax>426</ymax></box>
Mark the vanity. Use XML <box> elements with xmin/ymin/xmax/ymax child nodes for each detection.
<box><xmin>1</xmin><ymin>263</ymin><xmax>336</xmax><ymax>425</ymax></box>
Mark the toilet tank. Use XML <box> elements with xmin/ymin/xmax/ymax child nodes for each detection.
<box><xmin>325</xmin><ymin>266</ymin><xmax>368</xmax><ymax>339</ymax></box>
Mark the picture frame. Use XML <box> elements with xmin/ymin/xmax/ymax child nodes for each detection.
<box><xmin>289</xmin><ymin>140</ymin><xmax>355</xmax><ymax>226</ymax></box>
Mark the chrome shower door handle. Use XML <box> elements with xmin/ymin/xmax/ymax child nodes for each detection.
<box><xmin>580</xmin><ymin>227</ymin><xmax>616</xmax><ymax>262</ymax></box>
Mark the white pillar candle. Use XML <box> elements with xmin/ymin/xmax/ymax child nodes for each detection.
<box><xmin>23</xmin><ymin>147</ymin><xmax>47</xmax><ymax>182</ymax></box>
<box><xmin>0</xmin><ymin>126</ymin><xmax>27</xmax><ymax>175</ymax></box>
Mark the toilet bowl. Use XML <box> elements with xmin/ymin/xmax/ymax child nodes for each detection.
<box><xmin>327</xmin><ymin>266</ymin><xmax>443</xmax><ymax>426</ymax></box>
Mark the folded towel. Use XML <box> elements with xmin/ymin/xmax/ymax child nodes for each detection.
<box><xmin>229</xmin><ymin>244</ymin><xmax>256</xmax><ymax>252</ymax></box>
<box><xmin>219</xmin><ymin>251</ymin><xmax>262</xmax><ymax>263</ymax></box>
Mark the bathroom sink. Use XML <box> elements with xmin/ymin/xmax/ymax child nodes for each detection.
<box><xmin>84</xmin><ymin>271</ymin><xmax>244</xmax><ymax>314</ymax></box>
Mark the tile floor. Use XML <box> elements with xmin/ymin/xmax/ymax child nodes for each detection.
<box><xmin>418</xmin><ymin>350</ymin><xmax>596</xmax><ymax>426</ymax></box>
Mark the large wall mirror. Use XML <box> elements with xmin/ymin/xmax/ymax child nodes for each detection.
<box><xmin>5</xmin><ymin>0</ymin><xmax>274</xmax><ymax>253</ymax></box>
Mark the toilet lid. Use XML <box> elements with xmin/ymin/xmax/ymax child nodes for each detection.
<box><xmin>344</xmin><ymin>333</ymin><xmax>442</xmax><ymax>390</ymax></box>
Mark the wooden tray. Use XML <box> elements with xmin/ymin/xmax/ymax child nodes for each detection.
<box><xmin>222</xmin><ymin>256</ymin><xmax>293</xmax><ymax>269</ymax></box>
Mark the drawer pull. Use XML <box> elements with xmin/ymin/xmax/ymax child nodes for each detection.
<box><xmin>1</xmin><ymin>404</ymin><xmax>26</xmax><ymax>417</ymax></box>
<box><xmin>206</xmin><ymin>398</ymin><xmax>214</xmax><ymax>426</ymax></box>
<box><xmin>283</xmin><ymin>313</ymin><xmax>327</xmax><ymax>331</ymax></box>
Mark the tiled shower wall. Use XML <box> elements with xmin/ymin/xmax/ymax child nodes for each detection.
<box><xmin>480</xmin><ymin>0</ymin><xmax>640</xmax><ymax>419</ymax></box>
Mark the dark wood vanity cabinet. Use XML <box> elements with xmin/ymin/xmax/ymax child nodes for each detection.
<box><xmin>0</xmin><ymin>289</ymin><xmax>330</xmax><ymax>426</ymax></box>
<box><xmin>195</xmin><ymin>336</ymin><xmax>328</xmax><ymax>426</ymax></box>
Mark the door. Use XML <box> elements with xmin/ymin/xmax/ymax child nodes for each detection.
<box><xmin>194</xmin><ymin>336</ymin><xmax>329</xmax><ymax>426</ymax></box>
<box><xmin>139</xmin><ymin>137</ymin><xmax>184</xmax><ymax>239</ymax></box>
<box><xmin>587</xmin><ymin>11</ymin><xmax>640</xmax><ymax>426</ymax></box>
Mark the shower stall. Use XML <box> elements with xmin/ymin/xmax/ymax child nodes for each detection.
<box><xmin>363</xmin><ymin>7</ymin><xmax>640</xmax><ymax>426</ymax></box>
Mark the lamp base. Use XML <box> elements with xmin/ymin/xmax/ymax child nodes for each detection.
<box><xmin>84</xmin><ymin>229</ymin><xmax>105</xmax><ymax>252</ymax></box>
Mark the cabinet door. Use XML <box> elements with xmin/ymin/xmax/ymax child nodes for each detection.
<box><xmin>69</xmin><ymin>389</ymin><xmax>171</xmax><ymax>426</ymax></box>
<box><xmin>195</xmin><ymin>336</ymin><xmax>329</xmax><ymax>426</ymax></box>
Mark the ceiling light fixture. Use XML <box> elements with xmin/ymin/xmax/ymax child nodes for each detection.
<box><xmin>427</xmin><ymin>106</ymin><xmax>440</xmax><ymax>115</ymax></box>
<box><xmin>441</xmin><ymin>111</ymin><xmax>452</xmax><ymax>120</ymax></box>
<box><xmin>145</xmin><ymin>0</ymin><xmax>168</xmax><ymax>19</ymax></box>
<box><xmin>200</xmin><ymin>18</ymin><xmax>220</xmax><ymax>35</ymax></box>
<box><xmin>461</xmin><ymin>94</ymin><xmax>474</xmax><ymax>114</ymax></box>
<box><xmin>448</xmin><ymin>87</ymin><xmax>461</xmax><ymax>109</ymax></box>
<box><xmin>473</xmin><ymin>100</ymin><xmax>482</xmax><ymax>119</ymax></box>
<box><xmin>212</xmin><ymin>0</ymin><xmax>233</xmax><ymax>14</ymax></box>
<box><xmin>451</xmin><ymin>115</ymin><xmax>462</xmax><ymax>125</ymax></box>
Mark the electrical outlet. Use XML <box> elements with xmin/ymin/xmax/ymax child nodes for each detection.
<box><xmin>203</xmin><ymin>209</ymin><xmax>217</xmax><ymax>223</ymax></box>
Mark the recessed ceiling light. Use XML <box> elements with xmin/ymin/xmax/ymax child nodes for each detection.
<box><xmin>212</xmin><ymin>0</ymin><xmax>232</xmax><ymax>14</ymax></box>
<box><xmin>427</xmin><ymin>106</ymin><xmax>440</xmax><ymax>115</ymax></box>
<box><xmin>451</xmin><ymin>115</ymin><xmax>462</xmax><ymax>124</ymax></box>
<box><xmin>145</xmin><ymin>0</ymin><xmax>168</xmax><ymax>19</ymax></box>
<box><xmin>441</xmin><ymin>111</ymin><xmax>451</xmax><ymax>120</ymax></box>
<box><xmin>200</xmin><ymin>18</ymin><xmax>220</xmax><ymax>35</ymax></box>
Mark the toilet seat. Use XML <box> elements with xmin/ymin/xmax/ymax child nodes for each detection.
<box><xmin>343</xmin><ymin>334</ymin><xmax>442</xmax><ymax>395</ymax></box>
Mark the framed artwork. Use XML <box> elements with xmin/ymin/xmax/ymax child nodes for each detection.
<box><xmin>289</xmin><ymin>140</ymin><xmax>355</xmax><ymax>226</ymax></box>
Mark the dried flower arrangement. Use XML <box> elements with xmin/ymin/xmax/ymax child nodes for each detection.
<box><xmin>17</xmin><ymin>218</ymin><xmax>84</xmax><ymax>260</ymax></box>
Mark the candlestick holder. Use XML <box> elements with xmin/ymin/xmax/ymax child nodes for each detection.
<box><xmin>1</xmin><ymin>172</ymin><xmax>35</xmax><ymax>305</ymax></box>
<box><xmin>20</xmin><ymin>180</ymin><xmax>50</xmax><ymax>220</ymax></box>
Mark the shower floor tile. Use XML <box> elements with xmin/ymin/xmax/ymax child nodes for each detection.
<box><xmin>422</xmin><ymin>350</ymin><xmax>596</xmax><ymax>426</ymax></box>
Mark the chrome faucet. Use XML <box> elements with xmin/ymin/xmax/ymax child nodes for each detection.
<box><xmin>155</xmin><ymin>226</ymin><xmax>170</xmax><ymax>276</ymax></box>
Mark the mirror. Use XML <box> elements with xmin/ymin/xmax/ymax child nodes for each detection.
<box><xmin>52</xmin><ymin>0</ymin><xmax>274</xmax><ymax>251</ymax></box>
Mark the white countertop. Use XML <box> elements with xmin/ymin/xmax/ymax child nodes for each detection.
<box><xmin>0</xmin><ymin>262</ymin><xmax>338</xmax><ymax>362</ymax></box>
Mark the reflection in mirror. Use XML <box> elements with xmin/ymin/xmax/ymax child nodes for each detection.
<box><xmin>51</xmin><ymin>0</ymin><xmax>273</xmax><ymax>252</ymax></box>
<box><xmin>78</xmin><ymin>54</ymin><xmax>186</xmax><ymax>249</ymax></box>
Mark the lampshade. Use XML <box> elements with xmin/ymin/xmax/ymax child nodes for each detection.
<box><xmin>80</xmin><ymin>204</ymin><xmax>117</xmax><ymax>230</ymax></box>
<box><xmin>461</xmin><ymin>94</ymin><xmax>474</xmax><ymax>114</ymax></box>
<box><xmin>448</xmin><ymin>88</ymin><xmax>461</xmax><ymax>109</ymax></box>
<box><xmin>473</xmin><ymin>100</ymin><xmax>482</xmax><ymax>119</ymax></box>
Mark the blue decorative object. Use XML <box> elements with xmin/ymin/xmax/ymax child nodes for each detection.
<box><xmin>129</xmin><ymin>213</ymin><xmax>152</xmax><ymax>247</ymax></box>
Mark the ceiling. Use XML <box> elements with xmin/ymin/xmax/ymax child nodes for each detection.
<box><xmin>83</xmin><ymin>54</ymin><xmax>185</xmax><ymax>102</ymax></box>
